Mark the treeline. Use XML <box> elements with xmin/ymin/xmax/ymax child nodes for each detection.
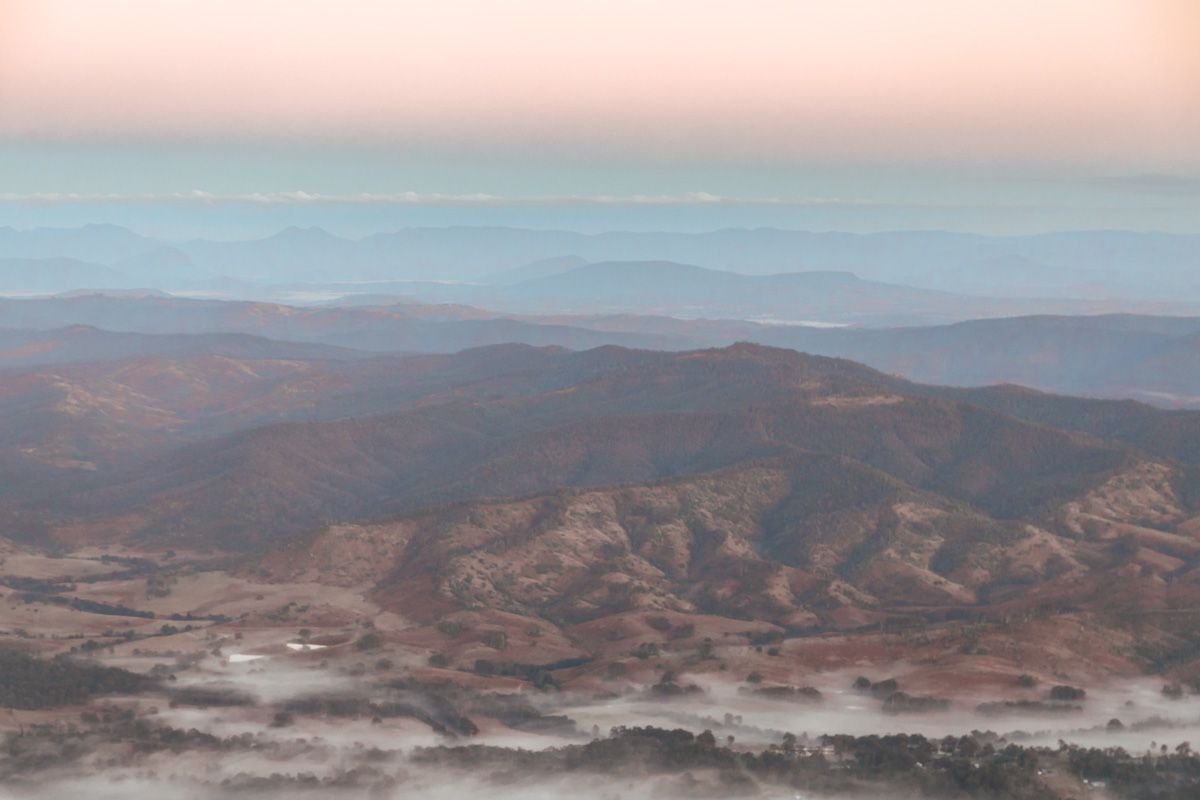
<box><xmin>0</xmin><ymin>650</ymin><xmax>153</xmax><ymax>709</ymax></box>
<box><xmin>1068</xmin><ymin>744</ymin><xmax>1200</xmax><ymax>800</ymax></box>
<box><xmin>415</xmin><ymin>726</ymin><xmax>1058</xmax><ymax>799</ymax></box>
<box><xmin>16</xmin><ymin>592</ymin><xmax>154</xmax><ymax>619</ymax></box>
<box><xmin>282</xmin><ymin>685</ymin><xmax>478</xmax><ymax>737</ymax></box>
<box><xmin>1</xmin><ymin>718</ymin><xmax>396</xmax><ymax>790</ymax></box>
<box><xmin>3</xmin><ymin>714</ymin><xmax>1197</xmax><ymax>798</ymax></box>
<box><xmin>415</xmin><ymin>726</ymin><xmax>1200</xmax><ymax>799</ymax></box>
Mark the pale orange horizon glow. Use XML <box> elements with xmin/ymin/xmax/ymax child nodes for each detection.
<box><xmin>1</xmin><ymin>0</ymin><xmax>1197</xmax><ymax>167</ymax></box>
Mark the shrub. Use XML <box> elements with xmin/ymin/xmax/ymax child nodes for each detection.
<box><xmin>355</xmin><ymin>632</ymin><xmax>383</xmax><ymax>651</ymax></box>
<box><xmin>1049</xmin><ymin>685</ymin><xmax>1086</xmax><ymax>702</ymax></box>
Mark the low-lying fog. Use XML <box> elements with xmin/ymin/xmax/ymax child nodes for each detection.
<box><xmin>4</xmin><ymin>655</ymin><xmax>1199</xmax><ymax>799</ymax></box>
<box><xmin>562</xmin><ymin>676</ymin><xmax>1200</xmax><ymax>752</ymax></box>
<box><xmin>3</xmin><ymin>773</ymin><xmax>838</xmax><ymax>800</ymax></box>
<box><xmin>181</xmin><ymin>655</ymin><xmax>1200</xmax><ymax>750</ymax></box>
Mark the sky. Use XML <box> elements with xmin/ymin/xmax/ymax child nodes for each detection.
<box><xmin>1</xmin><ymin>0</ymin><xmax>1198</xmax><ymax>238</ymax></box>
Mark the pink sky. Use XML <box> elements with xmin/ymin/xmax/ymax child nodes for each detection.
<box><xmin>1</xmin><ymin>0</ymin><xmax>1198</xmax><ymax>168</ymax></box>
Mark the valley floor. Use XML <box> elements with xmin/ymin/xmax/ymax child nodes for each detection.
<box><xmin>3</xmin><ymin>545</ymin><xmax>1200</xmax><ymax>799</ymax></box>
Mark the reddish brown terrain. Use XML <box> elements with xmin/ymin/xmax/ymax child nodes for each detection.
<box><xmin>2</xmin><ymin>341</ymin><xmax>1199</xmax><ymax>699</ymax></box>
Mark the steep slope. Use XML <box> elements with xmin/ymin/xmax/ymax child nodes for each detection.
<box><xmin>3</xmin><ymin>339</ymin><xmax>1200</xmax><ymax>684</ymax></box>
<box><xmin>0</xmin><ymin>344</ymin><xmax>589</xmax><ymax>495</ymax></box>
<box><xmin>39</xmin><ymin>344</ymin><xmax>1142</xmax><ymax>550</ymax></box>
<box><xmin>256</xmin><ymin>451</ymin><xmax>1200</xmax><ymax>684</ymax></box>
<box><xmin>7</xmin><ymin>337</ymin><xmax>1200</xmax><ymax>559</ymax></box>
<box><xmin>927</xmin><ymin>385</ymin><xmax>1200</xmax><ymax>470</ymax></box>
<box><xmin>264</xmin><ymin>455</ymin><xmax>995</xmax><ymax>626</ymax></box>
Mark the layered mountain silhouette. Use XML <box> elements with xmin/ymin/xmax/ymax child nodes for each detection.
<box><xmin>7</xmin><ymin>296</ymin><xmax>1200</xmax><ymax>405</ymax></box>
<box><xmin>4</xmin><ymin>225</ymin><xmax>1199</xmax><ymax>299</ymax></box>
<box><xmin>0</xmin><ymin>341</ymin><xmax>1188</xmax><ymax>546</ymax></box>
<box><xmin>1</xmin><ymin>337</ymin><xmax>1199</xmax><ymax>678</ymax></box>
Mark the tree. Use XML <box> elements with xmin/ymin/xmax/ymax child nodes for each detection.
<box><xmin>355</xmin><ymin>632</ymin><xmax>383</xmax><ymax>651</ymax></box>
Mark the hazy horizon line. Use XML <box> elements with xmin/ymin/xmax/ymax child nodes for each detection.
<box><xmin>3</xmin><ymin>218</ymin><xmax>1199</xmax><ymax>244</ymax></box>
<box><xmin>0</xmin><ymin>190</ymin><xmax>1029</xmax><ymax>210</ymax></box>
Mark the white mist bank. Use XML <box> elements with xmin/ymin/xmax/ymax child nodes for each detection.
<box><xmin>5</xmin><ymin>657</ymin><xmax>1199</xmax><ymax>800</ymax></box>
<box><xmin>558</xmin><ymin>674</ymin><xmax>1200</xmax><ymax>753</ymax></box>
<box><xmin>170</xmin><ymin>657</ymin><xmax>1200</xmax><ymax>754</ymax></box>
<box><xmin>0</xmin><ymin>771</ymin><xmax>883</xmax><ymax>800</ymax></box>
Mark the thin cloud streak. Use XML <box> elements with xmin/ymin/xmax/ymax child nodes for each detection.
<box><xmin>0</xmin><ymin>190</ymin><xmax>898</xmax><ymax>208</ymax></box>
